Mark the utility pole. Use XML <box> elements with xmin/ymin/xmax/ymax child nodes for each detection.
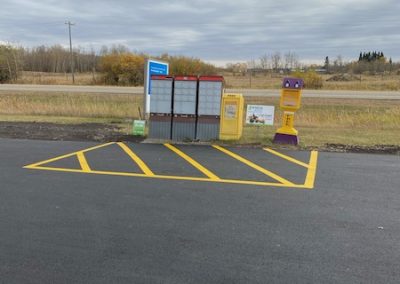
<box><xmin>65</xmin><ymin>21</ymin><xmax>75</xmax><ymax>84</ymax></box>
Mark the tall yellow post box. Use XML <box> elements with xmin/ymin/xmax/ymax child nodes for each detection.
<box><xmin>273</xmin><ymin>77</ymin><xmax>304</xmax><ymax>145</ymax></box>
<box><xmin>219</xmin><ymin>93</ymin><xmax>244</xmax><ymax>140</ymax></box>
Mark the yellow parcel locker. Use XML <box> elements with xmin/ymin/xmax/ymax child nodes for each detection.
<box><xmin>219</xmin><ymin>93</ymin><xmax>244</xmax><ymax>140</ymax></box>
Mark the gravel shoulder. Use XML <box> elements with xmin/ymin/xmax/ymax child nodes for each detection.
<box><xmin>1</xmin><ymin>121</ymin><xmax>399</xmax><ymax>155</ymax></box>
<box><xmin>0</xmin><ymin>121</ymin><xmax>143</xmax><ymax>143</ymax></box>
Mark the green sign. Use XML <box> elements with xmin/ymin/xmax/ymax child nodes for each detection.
<box><xmin>133</xmin><ymin>120</ymin><xmax>146</xmax><ymax>136</ymax></box>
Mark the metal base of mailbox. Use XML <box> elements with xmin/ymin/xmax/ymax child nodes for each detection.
<box><xmin>148</xmin><ymin>114</ymin><xmax>172</xmax><ymax>140</ymax></box>
<box><xmin>172</xmin><ymin>115</ymin><xmax>196</xmax><ymax>141</ymax></box>
<box><xmin>196</xmin><ymin>116</ymin><xmax>220</xmax><ymax>141</ymax></box>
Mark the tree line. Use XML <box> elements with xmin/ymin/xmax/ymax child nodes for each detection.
<box><xmin>226</xmin><ymin>51</ymin><xmax>302</xmax><ymax>75</ymax></box>
<box><xmin>1</xmin><ymin>43</ymin><xmax>399</xmax><ymax>84</ymax></box>
<box><xmin>0</xmin><ymin>44</ymin><xmax>217</xmax><ymax>84</ymax></box>
<box><xmin>359</xmin><ymin>51</ymin><xmax>386</xmax><ymax>62</ymax></box>
<box><xmin>231</xmin><ymin>51</ymin><xmax>398</xmax><ymax>76</ymax></box>
<box><xmin>0</xmin><ymin>44</ymin><xmax>99</xmax><ymax>82</ymax></box>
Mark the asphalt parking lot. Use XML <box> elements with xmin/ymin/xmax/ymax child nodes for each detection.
<box><xmin>1</xmin><ymin>138</ymin><xmax>400</xmax><ymax>283</ymax></box>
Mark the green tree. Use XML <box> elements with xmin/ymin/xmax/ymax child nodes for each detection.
<box><xmin>0</xmin><ymin>44</ymin><xmax>20</xmax><ymax>83</ymax></box>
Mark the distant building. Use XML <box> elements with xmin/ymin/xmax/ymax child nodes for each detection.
<box><xmin>315</xmin><ymin>68</ymin><xmax>327</xmax><ymax>74</ymax></box>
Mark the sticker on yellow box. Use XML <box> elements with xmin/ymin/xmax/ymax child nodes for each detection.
<box><xmin>224</xmin><ymin>103</ymin><xmax>237</xmax><ymax>118</ymax></box>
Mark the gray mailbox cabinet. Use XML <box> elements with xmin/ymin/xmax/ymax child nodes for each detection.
<box><xmin>148</xmin><ymin>75</ymin><xmax>174</xmax><ymax>139</ymax></box>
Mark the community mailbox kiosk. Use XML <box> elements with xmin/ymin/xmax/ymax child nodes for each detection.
<box><xmin>144</xmin><ymin>59</ymin><xmax>169</xmax><ymax>114</ymax></box>
<box><xmin>273</xmin><ymin>77</ymin><xmax>303</xmax><ymax>145</ymax></box>
<box><xmin>219</xmin><ymin>93</ymin><xmax>244</xmax><ymax>140</ymax></box>
<box><xmin>172</xmin><ymin>76</ymin><xmax>198</xmax><ymax>140</ymax></box>
<box><xmin>196</xmin><ymin>76</ymin><xmax>224</xmax><ymax>141</ymax></box>
<box><xmin>148</xmin><ymin>75</ymin><xmax>174</xmax><ymax>139</ymax></box>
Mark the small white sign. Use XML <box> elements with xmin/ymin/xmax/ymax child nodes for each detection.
<box><xmin>246</xmin><ymin>105</ymin><xmax>275</xmax><ymax>125</ymax></box>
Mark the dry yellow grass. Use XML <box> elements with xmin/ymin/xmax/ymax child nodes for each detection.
<box><xmin>223</xmin><ymin>72</ymin><xmax>400</xmax><ymax>91</ymax></box>
<box><xmin>0</xmin><ymin>91</ymin><xmax>143</xmax><ymax>118</ymax></box>
<box><xmin>239</xmin><ymin>97</ymin><xmax>400</xmax><ymax>146</ymax></box>
<box><xmin>14</xmin><ymin>71</ymin><xmax>400</xmax><ymax>91</ymax></box>
<box><xmin>0</xmin><ymin>91</ymin><xmax>399</xmax><ymax>146</ymax></box>
<box><xmin>323</xmin><ymin>74</ymin><xmax>400</xmax><ymax>91</ymax></box>
<box><xmin>15</xmin><ymin>71</ymin><xmax>102</xmax><ymax>85</ymax></box>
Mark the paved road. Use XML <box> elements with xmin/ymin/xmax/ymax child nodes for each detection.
<box><xmin>1</xmin><ymin>138</ymin><xmax>400</xmax><ymax>283</ymax></box>
<box><xmin>1</xmin><ymin>83</ymin><xmax>400</xmax><ymax>99</ymax></box>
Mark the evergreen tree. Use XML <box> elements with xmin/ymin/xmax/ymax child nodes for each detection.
<box><xmin>324</xmin><ymin>56</ymin><xmax>330</xmax><ymax>71</ymax></box>
<box><xmin>358</xmin><ymin>51</ymin><xmax>388</xmax><ymax>62</ymax></box>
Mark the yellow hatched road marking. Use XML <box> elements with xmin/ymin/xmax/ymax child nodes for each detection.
<box><xmin>24</xmin><ymin>142</ymin><xmax>115</xmax><ymax>169</ymax></box>
<box><xmin>77</xmin><ymin>152</ymin><xmax>91</xmax><ymax>172</ymax></box>
<box><xmin>27</xmin><ymin>166</ymin><xmax>310</xmax><ymax>189</ymax></box>
<box><xmin>164</xmin><ymin>143</ymin><xmax>220</xmax><ymax>180</ymax></box>
<box><xmin>23</xmin><ymin>142</ymin><xmax>318</xmax><ymax>190</ymax></box>
<box><xmin>263</xmin><ymin>147</ymin><xmax>318</xmax><ymax>189</ymax></box>
<box><xmin>117</xmin><ymin>142</ymin><xmax>154</xmax><ymax>176</ymax></box>
<box><xmin>212</xmin><ymin>145</ymin><xmax>295</xmax><ymax>186</ymax></box>
<box><xmin>263</xmin><ymin>148</ymin><xmax>310</xmax><ymax>168</ymax></box>
<box><xmin>304</xmin><ymin>151</ymin><xmax>319</xmax><ymax>189</ymax></box>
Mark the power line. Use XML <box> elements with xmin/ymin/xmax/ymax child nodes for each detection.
<box><xmin>65</xmin><ymin>20</ymin><xmax>75</xmax><ymax>84</ymax></box>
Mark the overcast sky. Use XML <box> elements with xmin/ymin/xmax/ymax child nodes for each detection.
<box><xmin>1</xmin><ymin>0</ymin><xmax>399</xmax><ymax>65</ymax></box>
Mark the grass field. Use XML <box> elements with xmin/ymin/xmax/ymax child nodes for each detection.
<box><xmin>14</xmin><ymin>71</ymin><xmax>400</xmax><ymax>91</ymax></box>
<box><xmin>0</xmin><ymin>91</ymin><xmax>142</xmax><ymax>118</ymax></box>
<box><xmin>223</xmin><ymin>72</ymin><xmax>400</xmax><ymax>91</ymax></box>
<box><xmin>1</xmin><ymin>91</ymin><xmax>399</xmax><ymax>147</ymax></box>
<box><xmin>15</xmin><ymin>71</ymin><xmax>101</xmax><ymax>85</ymax></box>
<box><xmin>242</xmin><ymin>97</ymin><xmax>400</xmax><ymax>147</ymax></box>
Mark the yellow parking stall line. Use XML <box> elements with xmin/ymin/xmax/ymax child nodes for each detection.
<box><xmin>263</xmin><ymin>148</ymin><xmax>310</xmax><ymax>168</ymax></box>
<box><xmin>164</xmin><ymin>143</ymin><xmax>220</xmax><ymax>180</ymax></box>
<box><xmin>303</xmin><ymin>151</ymin><xmax>319</xmax><ymax>189</ymax></box>
<box><xmin>212</xmin><ymin>145</ymin><xmax>295</xmax><ymax>186</ymax></box>
<box><xmin>77</xmin><ymin>152</ymin><xmax>91</xmax><ymax>172</ymax></box>
<box><xmin>117</xmin><ymin>142</ymin><xmax>155</xmax><ymax>176</ymax></box>
<box><xmin>26</xmin><ymin>166</ymin><xmax>309</xmax><ymax>189</ymax></box>
<box><xmin>24</xmin><ymin>142</ymin><xmax>115</xmax><ymax>169</ymax></box>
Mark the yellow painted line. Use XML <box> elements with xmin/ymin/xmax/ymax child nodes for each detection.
<box><xmin>24</xmin><ymin>142</ymin><xmax>115</xmax><ymax>169</ymax></box>
<box><xmin>77</xmin><ymin>152</ymin><xmax>91</xmax><ymax>172</ymax></box>
<box><xmin>25</xmin><ymin>166</ymin><xmax>309</xmax><ymax>189</ymax></box>
<box><xmin>164</xmin><ymin>143</ymin><xmax>220</xmax><ymax>180</ymax></box>
<box><xmin>303</xmin><ymin>151</ymin><xmax>319</xmax><ymax>189</ymax></box>
<box><xmin>212</xmin><ymin>145</ymin><xmax>295</xmax><ymax>186</ymax></box>
<box><xmin>23</xmin><ymin>141</ymin><xmax>317</xmax><ymax>190</ymax></box>
<box><xmin>263</xmin><ymin>148</ymin><xmax>310</xmax><ymax>168</ymax></box>
<box><xmin>117</xmin><ymin>142</ymin><xmax>154</xmax><ymax>176</ymax></box>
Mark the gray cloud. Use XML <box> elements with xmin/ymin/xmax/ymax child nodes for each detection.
<box><xmin>1</xmin><ymin>0</ymin><xmax>399</xmax><ymax>64</ymax></box>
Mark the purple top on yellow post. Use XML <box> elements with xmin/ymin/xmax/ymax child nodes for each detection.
<box><xmin>282</xmin><ymin>77</ymin><xmax>304</xmax><ymax>89</ymax></box>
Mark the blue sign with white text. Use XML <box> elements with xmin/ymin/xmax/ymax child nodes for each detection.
<box><xmin>148</xmin><ymin>61</ymin><xmax>169</xmax><ymax>95</ymax></box>
<box><xmin>150</xmin><ymin>61</ymin><xmax>168</xmax><ymax>75</ymax></box>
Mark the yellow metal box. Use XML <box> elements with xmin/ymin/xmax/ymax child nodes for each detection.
<box><xmin>219</xmin><ymin>93</ymin><xmax>244</xmax><ymax>140</ymax></box>
<box><xmin>280</xmin><ymin>89</ymin><xmax>302</xmax><ymax>111</ymax></box>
